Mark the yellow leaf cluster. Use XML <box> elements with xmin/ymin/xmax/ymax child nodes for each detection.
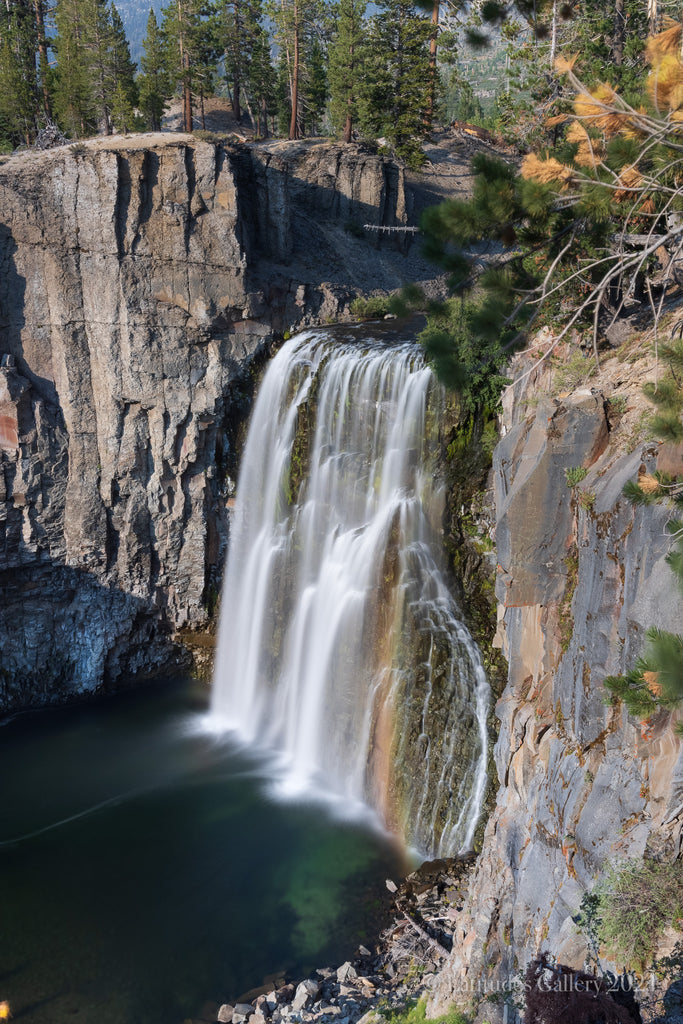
<box><xmin>646</xmin><ymin>24</ymin><xmax>683</xmax><ymax>109</ymax></box>
<box><xmin>643</xmin><ymin>670</ymin><xmax>663</xmax><ymax>697</ymax></box>
<box><xmin>638</xmin><ymin>472</ymin><xmax>661</xmax><ymax>493</ymax></box>
<box><xmin>649</xmin><ymin>54</ymin><xmax>683</xmax><ymax>110</ymax></box>
<box><xmin>566</xmin><ymin>121</ymin><xmax>602</xmax><ymax>167</ymax></box>
<box><xmin>520</xmin><ymin>153</ymin><xmax>572</xmax><ymax>185</ymax></box>
<box><xmin>546</xmin><ymin>113</ymin><xmax>569</xmax><ymax>128</ymax></box>
<box><xmin>645</xmin><ymin>23</ymin><xmax>682</xmax><ymax>64</ymax></box>
<box><xmin>614</xmin><ymin>165</ymin><xmax>643</xmax><ymax>202</ymax></box>
<box><xmin>555</xmin><ymin>53</ymin><xmax>578</xmax><ymax>75</ymax></box>
<box><xmin>574</xmin><ymin>83</ymin><xmax>624</xmax><ymax>134</ymax></box>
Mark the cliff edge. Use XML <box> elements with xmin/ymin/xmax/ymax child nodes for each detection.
<box><xmin>0</xmin><ymin>133</ymin><xmax>444</xmax><ymax>709</ymax></box>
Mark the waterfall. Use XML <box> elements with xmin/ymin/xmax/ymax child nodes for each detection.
<box><xmin>211</xmin><ymin>327</ymin><xmax>490</xmax><ymax>858</ymax></box>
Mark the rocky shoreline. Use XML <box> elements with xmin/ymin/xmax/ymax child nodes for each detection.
<box><xmin>189</xmin><ymin>858</ymin><xmax>475</xmax><ymax>1024</ymax></box>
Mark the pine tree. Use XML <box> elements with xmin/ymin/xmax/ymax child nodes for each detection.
<box><xmin>161</xmin><ymin>0</ymin><xmax>214</xmax><ymax>132</ymax></box>
<box><xmin>110</xmin><ymin>5</ymin><xmax>138</xmax><ymax>114</ymax></box>
<box><xmin>270</xmin><ymin>0</ymin><xmax>325</xmax><ymax>140</ymax></box>
<box><xmin>301</xmin><ymin>34</ymin><xmax>327</xmax><ymax>134</ymax></box>
<box><xmin>275</xmin><ymin>47</ymin><xmax>292</xmax><ymax>135</ymax></box>
<box><xmin>111</xmin><ymin>80</ymin><xmax>134</xmax><ymax>132</ymax></box>
<box><xmin>246</xmin><ymin>25</ymin><xmax>277</xmax><ymax>135</ymax></box>
<box><xmin>359</xmin><ymin>0</ymin><xmax>432</xmax><ymax>167</ymax></box>
<box><xmin>215</xmin><ymin>0</ymin><xmax>267</xmax><ymax>123</ymax></box>
<box><xmin>52</xmin><ymin>0</ymin><xmax>138</xmax><ymax>138</ymax></box>
<box><xmin>415</xmin><ymin>23</ymin><xmax>683</xmax><ymax>381</ymax></box>
<box><xmin>328</xmin><ymin>0</ymin><xmax>366</xmax><ymax>142</ymax></box>
<box><xmin>0</xmin><ymin>0</ymin><xmax>40</xmax><ymax>147</ymax></box>
<box><xmin>82</xmin><ymin>0</ymin><xmax>118</xmax><ymax>134</ymax></box>
<box><xmin>53</xmin><ymin>0</ymin><xmax>99</xmax><ymax>137</ymax></box>
<box><xmin>32</xmin><ymin>0</ymin><xmax>52</xmax><ymax>119</ymax></box>
<box><xmin>138</xmin><ymin>10</ymin><xmax>171</xmax><ymax>130</ymax></box>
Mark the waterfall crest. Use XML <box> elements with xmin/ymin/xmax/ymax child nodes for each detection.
<box><xmin>211</xmin><ymin>328</ymin><xmax>490</xmax><ymax>857</ymax></box>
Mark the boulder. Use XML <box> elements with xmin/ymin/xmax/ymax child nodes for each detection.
<box><xmin>217</xmin><ymin>1005</ymin><xmax>234</xmax><ymax>1023</ymax></box>
<box><xmin>292</xmin><ymin>979</ymin><xmax>320</xmax><ymax>1012</ymax></box>
<box><xmin>274</xmin><ymin>984</ymin><xmax>295</xmax><ymax>1005</ymax></box>
<box><xmin>232</xmin><ymin>1003</ymin><xmax>255</xmax><ymax>1023</ymax></box>
<box><xmin>336</xmin><ymin>963</ymin><xmax>357</xmax><ymax>984</ymax></box>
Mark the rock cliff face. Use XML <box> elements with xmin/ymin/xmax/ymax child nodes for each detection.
<box><xmin>429</xmin><ymin>344</ymin><xmax>683</xmax><ymax>1021</ymax></box>
<box><xmin>0</xmin><ymin>134</ymin><xmax>414</xmax><ymax>710</ymax></box>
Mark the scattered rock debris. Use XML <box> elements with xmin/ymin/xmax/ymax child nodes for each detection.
<box><xmin>189</xmin><ymin>856</ymin><xmax>476</xmax><ymax>1024</ymax></box>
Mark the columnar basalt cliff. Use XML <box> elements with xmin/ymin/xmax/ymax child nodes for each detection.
<box><xmin>428</xmin><ymin>345</ymin><xmax>683</xmax><ymax>1021</ymax></box>
<box><xmin>0</xmin><ymin>134</ymin><xmax>417</xmax><ymax>710</ymax></box>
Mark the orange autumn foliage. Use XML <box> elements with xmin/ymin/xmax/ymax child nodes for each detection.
<box><xmin>520</xmin><ymin>152</ymin><xmax>573</xmax><ymax>185</ymax></box>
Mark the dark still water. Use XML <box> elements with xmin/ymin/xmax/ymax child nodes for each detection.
<box><xmin>0</xmin><ymin>679</ymin><xmax>405</xmax><ymax>1024</ymax></box>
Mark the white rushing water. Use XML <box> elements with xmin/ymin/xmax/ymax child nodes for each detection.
<box><xmin>211</xmin><ymin>328</ymin><xmax>490</xmax><ymax>857</ymax></box>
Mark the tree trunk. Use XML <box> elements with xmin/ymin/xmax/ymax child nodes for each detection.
<box><xmin>424</xmin><ymin>0</ymin><xmax>439</xmax><ymax>129</ymax></box>
<box><xmin>343</xmin><ymin>32</ymin><xmax>354</xmax><ymax>143</ymax></box>
<box><xmin>613</xmin><ymin>0</ymin><xmax>625</xmax><ymax>66</ymax></box>
<box><xmin>233</xmin><ymin>75</ymin><xmax>241</xmax><ymax>120</ymax></box>
<box><xmin>183</xmin><ymin>64</ymin><xmax>193</xmax><ymax>132</ymax></box>
<box><xmin>288</xmin><ymin>0</ymin><xmax>300</xmax><ymax>140</ymax></box>
<box><xmin>549</xmin><ymin>0</ymin><xmax>557</xmax><ymax>67</ymax></box>
<box><xmin>178</xmin><ymin>0</ymin><xmax>193</xmax><ymax>132</ymax></box>
<box><xmin>33</xmin><ymin>0</ymin><xmax>52</xmax><ymax>118</ymax></box>
<box><xmin>232</xmin><ymin>0</ymin><xmax>242</xmax><ymax>120</ymax></box>
<box><xmin>243</xmin><ymin>89</ymin><xmax>256</xmax><ymax>133</ymax></box>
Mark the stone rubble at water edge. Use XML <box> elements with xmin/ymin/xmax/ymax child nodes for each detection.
<box><xmin>191</xmin><ymin>859</ymin><xmax>473</xmax><ymax>1024</ymax></box>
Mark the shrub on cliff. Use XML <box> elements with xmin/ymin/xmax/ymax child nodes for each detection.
<box><xmin>594</xmin><ymin>859</ymin><xmax>683</xmax><ymax>969</ymax></box>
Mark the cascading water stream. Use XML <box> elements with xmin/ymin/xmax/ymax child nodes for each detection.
<box><xmin>211</xmin><ymin>327</ymin><xmax>490</xmax><ymax>857</ymax></box>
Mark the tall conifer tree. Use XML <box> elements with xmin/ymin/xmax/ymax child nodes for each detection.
<box><xmin>53</xmin><ymin>0</ymin><xmax>99</xmax><ymax>136</ymax></box>
<box><xmin>0</xmin><ymin>0</ymin><xmax>40</xmax><ymax>146</ymax></box>
<box><xmin>245</xmin><ymin>25</ymin><xmax>277</xmax><ymax>135</ymax></box>
<box><xmin>161</xmin><ymin>0</ymin><xmax>213</xmax><ymax>132</ymax></box>
<box><xmin>215</xmin><ymin>0</ymin><xmax>267</xmax><ymax>121</ymax></box>
<box><xmin>138</xmin><ymin>9</ymin><xmax>171</xmax><ymax>130</ymax></box>
<box><xmin>328</xmin><ymin>0</ymin><xmax>366</xmax><ymax>142</ymax></box>
<box><xmin>110</xmin><ymin>5</ymin><xmax>138</xmax><ymax>110</ymax></box>
<box><xmin>33</xmin><ymin>0</ymin><xmax>51</xmax><ymax>118</ymax></box>
<box><xmin>271</xmin><ymin>0</ymin><xmax>325</xmax><ymax>139</ymax></box>
<box><xmin>360</xmin><ymin>0</ymin><xmax>432</xmax><ymax>166</ymax></box>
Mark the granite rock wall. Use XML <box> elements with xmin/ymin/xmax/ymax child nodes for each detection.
<box><xmin>0</xmin><ymin>135</ymin><xmax>410</xmax><ymax>709</ymax></box>
<box><xmin>428</xmin><ymin>356</ymin><xmax>683</xmax><ymax>1022</ymax></box>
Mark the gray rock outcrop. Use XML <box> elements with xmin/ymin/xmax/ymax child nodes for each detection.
<box><xmin>428</xmin><ymin>355</ymin><xmax>683</xmax><ymax>1021</ymax></box>
<box><xmin>0</xmin><ymin>134</ymin><xmax>417</xmax><ymax>710</ymax></box>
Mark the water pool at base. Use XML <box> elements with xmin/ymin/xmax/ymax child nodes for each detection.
<box><xmin>0</xmin><ymin>678</ymin><xmax>404</xmax><ymax>1024</ymax></box>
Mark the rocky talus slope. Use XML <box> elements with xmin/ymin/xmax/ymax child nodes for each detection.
<box><xmin>0</xmin><ymin>132</ymin><xmax>452</xmax><ymax>710</ymax></box>
<box><xmin>428</xmin><ymin>337</ymin><xmax>683</xmax><ymax>1022</ymax></box>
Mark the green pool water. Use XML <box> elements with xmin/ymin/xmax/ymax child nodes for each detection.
<box><xmin>0</xmin><ymin>679</ymin><xmax>405</xmax><ymax>1024</ymax></box>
